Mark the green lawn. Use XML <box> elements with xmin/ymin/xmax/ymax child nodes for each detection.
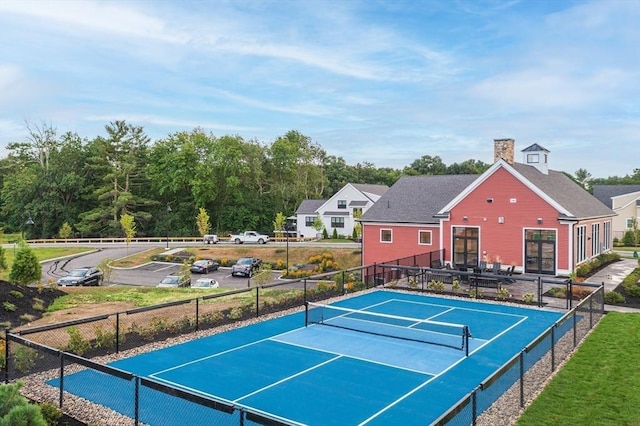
<box><xmin>0</xmin><ymin>246</ymin><xmax>94</xmax><ymax>281</ymax></box>
<box><xmin>517</xmin><ymin>312</ymin><xmax>640</xmax><ymax>426</ymax></box>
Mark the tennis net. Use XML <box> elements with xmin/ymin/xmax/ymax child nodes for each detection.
<box><xmin>305</xmin><ymin>301</ymin><xmax>470</xmax><ymax>354</ymax></box>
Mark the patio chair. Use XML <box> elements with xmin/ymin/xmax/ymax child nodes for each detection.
<box><xmin>491</xmin><ymin>262</ymin><xmax>501</xmax><ymax>275</ymax></box>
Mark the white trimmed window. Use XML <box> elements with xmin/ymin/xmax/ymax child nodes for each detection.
<box><xmin>603</xmin><ymin>221</ymin><xmax>611</xmax><ymax>251</ymax></box>
<box><xmin>577</xmin><ymin>225</ymin><xmax>587</xmax><ymax>263</ymax></box>
<box><xmin>591</xmin><ymin>223</ymin><xmax>600</xmax><ymax>255</ymax></box>
<box><xmin>418</xmin><ymin>230</ymin><xmax>432</xmax><ymax>245</ymax></box>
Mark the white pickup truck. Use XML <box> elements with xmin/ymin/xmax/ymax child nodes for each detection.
<box><xmin>230</xmin><ymin>231</ymin><xmax>269</xmax><ymax>244</ymax></box>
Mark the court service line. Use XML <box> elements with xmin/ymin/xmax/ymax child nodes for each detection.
<box><xmin>358</xmin><ymin>340</ymin><xmax>474</xmax><ymax>425</ymax></box>
<box><xmin>234</xmin><ymin>355</ymin><xmax>343</xmax><ymax>403</ymax></box>
<box><xmin>146</xmin><ymin>375</ymin><xmax>306</xmax><ymax>426</ymax></box>
<box><xmin>271</xmin><ymin>332</ymin><xmax>438</xmax><ymax>376</ymax></box>
<box><xmin>467</xmin><ymin>314</ymin><xmax>530</xmax><ymax>356</ymax></box>
<box><xmin>360</xmin><ymin>313</ymin><xmax>531</xmax><ymax>424</ymax></box>
<box><xmin>387</xmin><ymin>297</ymin><xmax>528</xmax><ymax>319</ymax></box>
<box><xmin>149</xmin><ymin>335</ymin><xmax>281</xmax><ymax>377</ymax></box>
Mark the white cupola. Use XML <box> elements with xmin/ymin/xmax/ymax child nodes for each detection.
<box><xmin>521</xmin><ymin>143</ymin><xmax>549</xmax><ymax>174</ymax></box>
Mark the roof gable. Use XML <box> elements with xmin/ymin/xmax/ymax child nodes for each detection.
<box><xmin>317</xmin><ymin>183</ymin><xmax>389</xmax><ymax>212</ymax></box>
<box><xmin>360</xmin><ymin>175</ymin><xmax>478</xmax><ymax>223</ymax></box>
<box><xmin>439</xmin><ymin>160</ymin><xmax>614</xmax><ymax>219</ymax></box>
<box><xmin>592</xmin><ymin>185</ymin><xmax>640</xmax><ymax>208</ymax></box>
<box><xmin>296</xmin><ymin>199</ymin><xmax>326</xmax><ymax>215</ymax></box>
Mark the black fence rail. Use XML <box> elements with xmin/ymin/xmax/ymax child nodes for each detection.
<box><xmin>0</xmin><ymin>249</ymin><xmax>608</xmax><ymax>426</ymax></box>
<box><xmin>431</xmin><ymin>286</ymin><xmax>605</xmax><ymax>425</ymax></box>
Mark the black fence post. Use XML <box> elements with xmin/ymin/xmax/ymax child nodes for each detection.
<box><xmin>255</xmin><ymin>287</ymin><xmax>260</xmax><ymax>318</ymax></box>
<box><xmin>59</xmin><ymin>353</ymin><xmax>64</xmax><ymax>408</ymax></box>
<box><xmin>551</xmin><ymin>326</ymin><xmax>556</xmax><ymax>371</ymax></box>
<box><xmin>573</xmin><ymin>311</ymin><xmax>577</xmax><ymax>348</ymax></box>
<box><xmin>134</xmin><ymin>376</ymin><xmax>140</xmax><ymax>425</ymax></box>
<box><xmin>472</xmin><ymin>388</ymin><xmax>477</xmax><ymax>426</ymax></box>
<box><xmin>115</xmin><ymin>313</ymin><xmax>120</xmax><ymax>354</ymax></box>
<box><xmin>303</xmin><ymin>279</ymin><xmax>307</xmax><ymax>303</ymax></box>
<box><xmin>3</xmin><ymin>328</ymin><xmax>8</xmax><ymax>384</ymax></box>
<box><xmin>195</xmin><ymin>298</ymin><xmax>200</xmax><ymax>332</ymax></box>
<box><xmin>568</xmin><ymin>279</ymin><xmax>573</xmax><ymax>310</ymax></box>
<box><xmin>537</xmin><ymin>277</ymin><xmax>543</xmax><ymax>307</ymax></box>
<box><xmin>519</xmin><ymin>351</ymin><xmax>524</xmax><ymax>407</ymax></box>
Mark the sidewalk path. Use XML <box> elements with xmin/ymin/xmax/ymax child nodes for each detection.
<box><xmin>589</xmin><ymin>258</ymin><xmax>639</xmax><ymax>313</ymax></box>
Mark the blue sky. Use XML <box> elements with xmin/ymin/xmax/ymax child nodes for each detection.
<box><xmin>0</xmin><ymin>0</ymin><xmax>638</xmax><ymax>178</ymax></box>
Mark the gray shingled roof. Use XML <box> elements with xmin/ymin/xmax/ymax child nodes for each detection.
<box><xmin>510</xmin><ymin>163</ymin><xmax>614</xmax><ymax>219</ymax></box>
<box><xmin>360</xmin><ymin>175</ymin><xmax>479</xmax><ymax>224</ymax></box>
<box><xmin>351</xmin><ymin>183</ymin><xmax>389</xmax><ymax>198</ymax></box>
<box><xmin>296</xmin><ymin>199</ymin><xmax>326</xmax><ymax>215</ymax></box>
<box><xmin>521</xmin><ymin>143</ymin><xmax>549</xmax><ymax>153</ymax></box>
<box><xmin>592</xmin><ymin>185</ymin><xmax>640</xmax><ymax>208</ymax></box>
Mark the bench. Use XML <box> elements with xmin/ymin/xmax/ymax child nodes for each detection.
<box><xmin>425</xmin><ymin>271</ymin><xmax>458</xmax><ymax>285</ymax></box>
<box><xmin>470</xmin><ymin>275</ymin><xmax>503</xmax><ymax>290</ymax></box>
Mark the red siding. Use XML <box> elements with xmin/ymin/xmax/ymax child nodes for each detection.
<box><xmin>442</xmin><ymin>168</ymin><xmax>570</xmax><ymax>270</ymax></box>
<box><xmin>362</xmin><ymin>224</ymin><xmax>440</xmax><ymax>265</ymax></box>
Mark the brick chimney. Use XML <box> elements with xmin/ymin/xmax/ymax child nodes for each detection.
<box><xmin>494</xmin><ymin>138</ymin><xmax>515</xmax><ymax>164</ymax></box>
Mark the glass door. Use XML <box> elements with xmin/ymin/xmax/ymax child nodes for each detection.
<box><xmin>453</xmin><ymin>227</ymin><xmax>479</xmax><ymax>268</ymax></box>
<box><xmin>525</xmin><ymin>229</ymin><xmax>556</xmax><ymax>274</ymax></box>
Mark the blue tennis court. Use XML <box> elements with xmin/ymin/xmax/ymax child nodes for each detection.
<box><xmin>48</xmin><ymin>290</ymin><xmax>565</xmax><ymax>425</ymax></box>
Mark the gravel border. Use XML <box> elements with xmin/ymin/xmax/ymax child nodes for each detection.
<box><xmin>14</xmin><ymin>288</ymin><xmax>602</xmax><ymax>426</ymax></box>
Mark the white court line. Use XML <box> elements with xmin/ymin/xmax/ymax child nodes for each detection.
<box><xmin>358</xmin><ymin>342</ymin><xmax>473</xmax><ymax>425</ymax></box>
<box><xmin>149</xmin><ymin>327</ymin><xmax>306</xmax><ymax>377</ymax></box>
<box><xmin>271</xmin><ymin>329</ymin><xmax>438</xmax><ymax>376</ymax></box>
<box><xmin>386</xmin><ymin>297</ymin><xmax>528</xmax><ymax>318</ymax></box>
<box><xmin>358</xmin><ymin>312</ymin><xmax>529</xmax><ymax>424</ymax></box>
<box><xmin>143</xmin><ymin>375</ymin><xmax>306</xmax><ymax>426</ymax></box>
<box><xmin>234</xmin><ymin>355</ymin><xmax>343</xmax><ymax>403</ymax></box>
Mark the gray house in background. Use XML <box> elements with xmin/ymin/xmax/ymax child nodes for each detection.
<box><xmin>593</xmin><ymin>185</ymin><xmax>640</xmax><ymax>241</ymax></box>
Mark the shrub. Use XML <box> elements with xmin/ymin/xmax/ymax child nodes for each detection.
<box><xmin>575</xmin><ymin>252</ymin><xmax>621</xmax><ymax>278</ymax></box>
<box><xmin>9</xmin><ymin>290</ymin><xmax>23</xmax><ymax>298</ymax></box>
<box><xmin>94</xmin><ymin>325</ymin><xmax>116</xmax><ymax>349</ymax></box>
<box><xmin>496</xmin><ymin>287</ymin><xmax>510</xmax><ymax>300</ymax></box>
<box><xmin>0</xmin><ymin>382</ymin><xmax>47</xmax><ymax>426</ymax></box>
<box><xmin>451</xmin><ymin>280</ymin><xmax>460</xmax><ymax>293</ymax></box>
<box><xmin>332</xmin><ymin>228</ymin><xmax>338</xmax><ymax>239</ymax></box>
<box><xmin>38</xmin><ymin>402</ymin><xmax>62</xmax><ymax>426</ymax></box>
<box><xmin>2</xmin><ymin>302</ymin><xmax>16</xmax><ymax>312</ymax></box>
<box><xmin>13</xmin><ymin>346</ymin><xmax>40</xmax><ymax>373</ymax></box>
<box><xmin>604</xmin><ymin>291</ymin><xmax>625</xmax><ymax>304</ymax></box>
<box><xmin>65</xmin><ymin>326</ymin><xmax>91</xmax><ymax>356</ymax></box>
<box><xmin>0</xmin><ymin>340</ymin><xmax>5</xmax><ymax>370</ymax></box>
<box><xmin>322</xmin><ymin>228</ymin><xmax>329</xmax><ymax>239</ymax></box>
<box><xmin>468</xmin><ymin>288</ymin><xmax>482</xmax><ymax>299</ymax></box>
<box><xmin>427</xmin><ymin>280</ymin><xmax>445</xmax><ymax>292</ymax></box>
<box><xmin>522</xmin><ymin>292</ymin><xmax>535</xmax><ymax>303</ymax></box>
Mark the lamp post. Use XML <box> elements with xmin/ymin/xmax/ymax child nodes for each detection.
<box><xmin>23</xmin><ymin>215</ymin><xmax>34</xmax><ymax>242</ymax></box>
<box><xmin>282</xmin><ymin>225</ymin><xmax>290</xmax><ymax>275</ymax></box>
<box><xmin>166</xmin><ymin>203</ymin><xmax>172</xmax><ymax>249</ymax></box>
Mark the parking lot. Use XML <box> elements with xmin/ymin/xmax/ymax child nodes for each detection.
<box><xmin>41</xmin><ymin>246</ymin><xmax>284</xmax><ymax>289</ymax></box>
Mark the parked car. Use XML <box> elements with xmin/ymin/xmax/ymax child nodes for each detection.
<box><xmin>231</xmin><ymin>257</ymin><xmax>262</xmax><ymax>277</ymax></box>
<box><xmin>157</xmin><ymin>275</ymin><xmax>191</xmax><ymax>288</ymax></box>
<box><xmin>57</xmin><ymin>267</ymin><xmax>103</xmax><ymax>287</ymax></box>
<box><xmin>190</xmin><ymin>259</ymin><xmax>220</xmax><ymax>274</ymax></box>
<box><xmin>203</xmin><ymin>234</ymin><xmax>218</xmax><ymax>244</ymax></box>
<box><xmin>192</xmin><ymin>278</ymin><xmax>219</xmax><ymax>289</ymax></box>
<box><xmin>229</xmin><ymin>231</ymin><xmax>269</xmax><ymax>244</ymax></box>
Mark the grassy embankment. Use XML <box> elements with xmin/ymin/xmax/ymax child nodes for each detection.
<box><xmin>5</xmin><ymin>245</ymin><xmax>360</xmax><ymax>313</ymax></box>
<box><xmin>517</xmin><ymin>312</ymin><xmax>640</xmax><ymax>426</ymax></box>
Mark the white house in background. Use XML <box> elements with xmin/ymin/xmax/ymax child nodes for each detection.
<box><xmin>593</xmin><ymin>185</ymin><xmax>640</xmax><ymax>241</ymax></box>
<box><xmin>295</xmin><ymin>183</ymin><xmax>389</xmax><ymax>238</ymax></box>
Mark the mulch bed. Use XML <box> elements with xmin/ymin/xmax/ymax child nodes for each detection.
<box><xmin>0</xmin><ymin>281</ymin><xmax>67</xmax><ymax>330</ymax></box>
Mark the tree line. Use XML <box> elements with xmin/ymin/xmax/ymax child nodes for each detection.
<box><xmin>0</xmin><ymin>120</ymin><xmax>637</xmax><ymax>239</ymax></box>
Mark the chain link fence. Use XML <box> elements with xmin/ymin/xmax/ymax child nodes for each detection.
<box><xmin>1</xmin><ymin>249</ymin><xmax>607</xmax><ymax>425</ymax></box>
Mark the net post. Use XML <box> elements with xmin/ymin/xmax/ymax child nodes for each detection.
<box><xmin>304</xmin><ymin>302</ymin><xmax>309</xmax><ymax>327</ymax></box>
<box><xmin>464</xmin><ymin>326</ymin><xmax>470</xmax><ymax>357</ymax></box>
